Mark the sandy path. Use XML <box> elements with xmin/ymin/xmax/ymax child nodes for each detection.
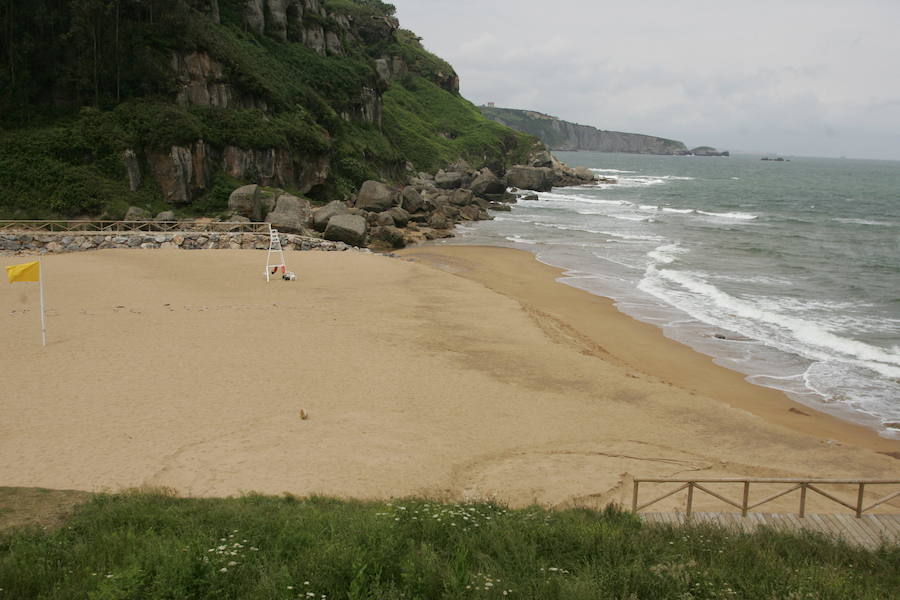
<box><xmin>1</xmin><ymin>248</ymin><xmax>897</xmax><ymax>512</ymax></box>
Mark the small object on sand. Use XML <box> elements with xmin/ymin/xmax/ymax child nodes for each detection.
<box><xmin>283</xmin><ymin>271</ymin><xmax>297</xmax><ymax>281</ymax></box>
<box><xmin>299</xmin><ymin>410</ymin><xmax>309</xmax><ymax>420</ymax></box>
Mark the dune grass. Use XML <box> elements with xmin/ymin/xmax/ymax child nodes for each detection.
<box><xmin>0</xmin><ymin>490</ymin><xmax>897</xmax><ymax>599</ymax></box>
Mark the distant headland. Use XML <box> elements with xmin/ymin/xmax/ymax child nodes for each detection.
<box><xmin>479</xmin><ymin>105</ymin><xmax>728</xmax><ymax>157</ymax></box>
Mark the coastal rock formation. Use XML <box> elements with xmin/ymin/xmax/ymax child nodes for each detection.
<box><xmin>480</xmin><ymin>106</ymin><xmax>688</xmax><ymax>155</ymax></box>
<box><xmin>690</xmin><ymin>146</ymin><xmax>730</xmax><ymax>157</ymax></box>
<box><xmin>506</xmin><ymin>166</ymin><xmax>555</xmax><ymax>192</ymax></box>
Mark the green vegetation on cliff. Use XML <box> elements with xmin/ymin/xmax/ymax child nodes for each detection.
<box><xmin>0</xmin><ymin>0</ymin><xmax>534</xmax><ymax>219</ymax></box>
<box><xmin>1</xmin><ymin>490</ymin><xmax>896</xmax><ymax>599</ymax></box>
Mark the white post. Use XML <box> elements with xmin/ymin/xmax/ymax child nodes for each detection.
<box><xmin>38</xmin><ymin>258</ymin><xmax>46</xmax><ymax>346</ymax></box>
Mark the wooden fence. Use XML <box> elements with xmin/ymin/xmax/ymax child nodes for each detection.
<box><xmin>0</xmin><ymin>220</ymin><xmax>271</xmax><ymax>234</ymax></box>
<box><xmin>632</xmin><ymin>478</ymin><xmax>900</xmax><ymax>518</ymax></box>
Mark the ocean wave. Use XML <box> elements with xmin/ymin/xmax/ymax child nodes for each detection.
<box><xmin>537</xmin><ymin>192</ymin><xmax>630</xmax><ymax>206</ymax></box>
<box><xmin>639</xmin><ymin>267</ymin><xmax>900</xmax><ymax>379</ymax></box>
<box><xmin>636</xmin><ymin>205</ymin><xmax>758</xmax><ymax>220</ymax></box>
<box><xmin>639</xmin><ymin>205</ymin><xmax>694</xmax><ymax>214</ymax></box>
<box><xmin>706</xmin><ymin>274</ymin><xmax>795</xmax><ymax>286</ymax></box>
<box><xmin>611</xmin><ymin>214</ymin><xmax>654</xmax><ymax>222</ymax></box>
<box><xmin>589</xmin><ymin>168</ymin><xmax>637</xmax><ymax>173</ymax></box>
<box><xmin>533</xmin><ymin>222</ymin><xmax>604</xmax><ymax>235</ymax></box>
<box><xmin>646</xmin><ymin>243</ymin><xmax>688</xmax><ymax>265</ymax></box>
<box><xmin>696</xmin><ymin>210</ymin><xmax>759</xmax><ymax>220</ymax></box>
<box><xmin>833</xmin><ymin>217</ymin><xmax>897</xmax><ymax>227</ymax></box>
<box><xmin>801</xmin><ymin>361</ymin><xmax>900</xmax><ymax>426</ymax></box>
<box><xmin>504</xmin><ymin>235</ymin><xmax>538</xmax><ymax>245</ymax></box>
<box><xmin>533</xmin><ymin>192</ymin><xmax>598</xmax><ymax>202</ymax></box>
<box><xmin>590</xmin><ymin>252</ymin><xmax>644</xmax><ymax>271</ymax></box>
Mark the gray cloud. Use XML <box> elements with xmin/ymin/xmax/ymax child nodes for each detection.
<box><xmin>390</xmin><ymin>0</ymin><xmax>900</xmax><ymax>159</ymax></box>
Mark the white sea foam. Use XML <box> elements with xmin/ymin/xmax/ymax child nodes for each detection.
<box><xmin>646</xmin><ymin>243</ymin><xmax>687</xmax><ymax>265</ymax></box>
<box><xmin>612</xmin><ymin>214</ymin><xmax>654</xmax><ymax>222</ymax></box>
<box><xmin>537</xmin><ymin>192</ymin><xmax>629</xmax><ymax>206</ymax></box>
<box><xmin>833</xmin><ymin>217</ymin><xmax>896</xmax><ymax>227</ymax></box>
<box><xmin>707</xmin><ymin>274</ymin><xmax>794</xmax><ymax>286</ymax></box>
<box><xmin>639</xmin><ymin>265</ymin><xmax>900</xmax><ymax>379</ymax></box>
<box><xmin>696</xmin><ymin>210</ymin><xmax>759</xmax><ymax>220</ymax></box>
<box><xmin>504</xmin><ymin>235</ymin><xmax>538</xmax><ymax>245</ymax></box>
<box><xmin>639</xmin><ymin>205</ymin><xmax>694</xmax><ymax>214</ymax></box>
<box><xmin>636</xmin><ymin>205</ymin><xmax>758</xmax><ymax>220</ymax></box>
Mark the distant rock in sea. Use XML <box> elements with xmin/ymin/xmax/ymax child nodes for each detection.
<box><xmin>690</xmin><ymin>146</ymin><xmax>730</xmax><ymax>157</ymax></box>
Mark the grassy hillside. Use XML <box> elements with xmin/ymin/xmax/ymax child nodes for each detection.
<box><xmin>0</xmin><ymin>0</ymin><xmax>534</xmax><ymax>219</ymax></box>
<box><xmin>0</xmin><ymin>490</ymin><xmax>896</xmax><ymax>599</ymax></box>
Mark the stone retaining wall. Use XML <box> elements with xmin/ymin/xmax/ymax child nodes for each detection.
<box><xmin>0</xmin><ymin>232</ymin><xmax>354</xmax><ymax>255</ymax></box>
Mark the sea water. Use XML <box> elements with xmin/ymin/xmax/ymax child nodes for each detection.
<box><xmin>445</xmin><ymin>152</ymin><xmax>900</xmax><ymax>439</ymax></box>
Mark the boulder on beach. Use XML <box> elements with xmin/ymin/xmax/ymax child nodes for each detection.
<box><xmin>265</xmin><ymin>194</ymin><xmax>312</xmax><ymax>234</ymax></box>
<box><xmin>124</xmin><ymin>206</ymin><xmax>151</xmax><ymax>221</ymax></box>
<box><xmin>400</xmin><ymin>186</ymin><xmax>425</xmax><ymax>213</ymax></box>
<box><xmin>228</xmin><ymin>184</ymin><xmax>277</xmax><ymax>221</ymax></box>
<box><xmin>355</xmin><ymin>180</ymin><xmax>396</xmax><ymax>212</ymax></box>
<box><xmin>434</xmin><ymin>170</ymin><xmax>466</xmax><ymax>190</ymax></box>
<box><xmin>377</xmin><ymin>225</ymin><xmax>406</xmax><ymax>248</ymax></box>
<box><xmin>449</xmin><ymin>189</ymin><xmax>475</xmax><ymax>206</ymax></box>
<box><xmin>312</xmin><ymin>200</ymin><xmax>349</xmax><ymax>232</ymax></box>
<box><xmin>324</xmin><ymin>213</ymin><xmax>367</xmax><ymax>246</ymax></box>
<box><xmin>386</xmin><ymin>207</ymin><xmax>410</xmax><ymax>228</ymax></box>
<box><xmin>470</xmin><ymin>168</ymin><xmax>506</xmax><ymax>196</ymax></box>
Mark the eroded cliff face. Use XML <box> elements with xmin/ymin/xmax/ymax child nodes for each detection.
<box><xmin>144</xmin><ymin>0</ymin><xmax>401</xmax><ymax>204</ymax></box>
<box><xmin>173</xmin><ymin>52</ymin><xmax>269</xmax><ymax>111</ymax></box>
<box><xmin>481</xmin><ymin>107</ymin><xmax>688</xmax><ymax>155</ymax></box>
<box><xmin>546</xmin><ymin>120</ymin><xmax>687</xmax><ymax>154</ymax></box>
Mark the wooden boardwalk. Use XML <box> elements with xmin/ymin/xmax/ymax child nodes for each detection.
<box><xmin>640</xmin><ymin>512</ymin><xmax>900</xmax><ymax>550</ymax></box>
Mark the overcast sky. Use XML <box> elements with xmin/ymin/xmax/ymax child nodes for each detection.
<box><xmin>389</xmin><ymin>0</ymin><xmax>900</xmax><ymax>160</ymax></box>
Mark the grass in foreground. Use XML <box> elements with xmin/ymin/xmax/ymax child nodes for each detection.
<box><xmin>0</xmin><ymin>491</ymin><xmax>897</xmax><ymax>599</ymax></box>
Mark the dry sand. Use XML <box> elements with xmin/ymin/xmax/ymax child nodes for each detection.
<box><xmin>1</xmin><ymin>247</ymin><xmax>897</xmax><ymax>513</ymax></box>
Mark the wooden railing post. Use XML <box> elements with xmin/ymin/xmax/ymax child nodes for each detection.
<box><xmin>799</xmin><ymin>483</ymin><xmax>807</xmax><ymax>518</ymax></box>
<box><xmin>632</xmin><ymin>480</ymin><xmax>639</xmax><ymax>513</ymax></box>
<box><xmin>741</xmin><ymin>481</ymin><xmax>750</xmax><ymax>517</ymax></box>
<box><xmin>686</xmin><ymin>482</ymin><xmax>694</xmax><ymax>517</ymax></box>
<box><xmin>856</xmin><ymin>483</ymin><xmax>865</xmax><ymax>518</ymax></box>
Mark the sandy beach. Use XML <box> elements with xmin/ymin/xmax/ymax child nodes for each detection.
<box><xmin>1</xmin><ymin>247</ymin><xmax>897</xmax><ymax>512</ymax></box>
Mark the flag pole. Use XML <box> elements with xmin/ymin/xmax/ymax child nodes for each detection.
<box><xmin>38</xmin><ymin>258</ymin><xmax>46</xmax><ymax>346</ymax></box>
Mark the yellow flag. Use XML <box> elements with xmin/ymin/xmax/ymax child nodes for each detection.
<box><xmin>5</xmin><ymin>260</ymin><xmax>40</xmax><ymax>283</ymax></box>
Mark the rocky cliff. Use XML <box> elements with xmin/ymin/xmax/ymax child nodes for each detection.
<box><xmin>0</xmin><ymin>0</ymin><xmax>533</xmax><ymax>219</ymax></box>
<box><xmin>480</xmin><ymin>107</ymin><xmax>688</xmax><ymax>155</ymax></box>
